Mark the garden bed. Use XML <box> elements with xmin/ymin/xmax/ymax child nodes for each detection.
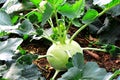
<box><xmin>0</xmin><ymin>0</ymin><xmax>120</xmax><ymax>80</ymax></box>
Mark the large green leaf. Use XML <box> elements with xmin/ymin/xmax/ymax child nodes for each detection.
<box><xmin>5</xmin><ymin>3</ymin><xmax>24</xmax><ymax>14</ymax></box>
<box><xmin>0</xmin><ymin>52</ymin><xmax>44</xmax><ymax>80</ymax></box>
<box><xmin>0</xmin><ymin>23</ymin><xmax>20</xmax><ymax>33</ymax></box>
<box><xmin>82</xmin><ymin>9</ymin><xmax>98</xmax><ymax>24</ymax></box>
<box><xmin>58</xmin><ymin>67</ymin><xmax>82</xmax><ymax>80</ymax></box>
<box><xmin>41</xmin><ymin>2</ymin><xmax>53</xmax><ymax>25</ymax></box>
<box><xmin>18</xmin><ymin>19</ymin><xmax>36</xmax><ymax>35</ymax></box>
<box><xmin>0</xmin><ymin>10</ymin><xmax>20</xmax><ymax>33</ymax></box>
<box><xmin>27</xmin><ymin>11</ymin><xmax>42</xmax><ymax>23</ymax></box>
<box><xmin>108</xmin><ymin>5</ymin><xmax>120</xmax><ymax>16</ymax></box>
<box><xmin>58</xmin><ymin>0</ymin><xmax>85</xmax><ymax>19</ymax></box>
<box><xmin>11</xmin><ymin>15</ymin><xmax>19</xmax><ymax>24</ymax></box>
<box><xmin>98</xmin><ymin>18</ymin><xmax>120</xmax><ymax>44</ymax></box>
<box><xmin>2</xmin><ymin>0</ymin><xmax>34</xmax><ymax>14</ymax></box>
<box><xmin>17</xmin><ymin>54</ymin><xmax>38</xmax><ymax>65</ymax></box>
<box><xmin>2</xmin><ymin>0</ymin><xmax>18</xmax><ymax>9</ymax></box>
<box><xmin>2</xmin><ymin>0</ymin><xmax>24</xmax><ymax>14</ymax></box>
<box><xmin>105</xmin><ymin>0</ymin><xmax>120</xmax><ymax>8</ymax></box>
<box><xmin>0</xmin><ymin>38</ymin><xmax>23</xmax><ymax>61</ymax></box>
<box><xmin>0</xmin><ymin>10</ymin><xmax>12</xmax><ymax>25</ymax></box>
<box><xmin>72</xmin><ymin>53</ymin><xmax>84</xmax><ymax>69</ymax></box>
<box><xmin>0</xmin><ymin>19</ymin><xmax>36</xmax><ymax>36</ymax></box>
<box><xmin>2</xmin><ymin>63</ymin><xmax>45</xmax><ymax>80</ymax></box>
<box><xmin>82</xmin><ymin>62</ymin><xmax>107</xmax><ymax>80</ymax></box>
<box><xmin>72</xmin><ymin>19</ymin><xmax>82</xmax><ymax>27</ymax></box>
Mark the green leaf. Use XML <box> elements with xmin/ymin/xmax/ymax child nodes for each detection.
<box><xmin>2</xmin><ymin>0</ymin><xmax>18</xmax><ymax>9</ymax></box>
<box><xmin>0</xmin><ymin>38</ymin><xmax>23</xmax><ymax>61</ymax></box>
<box><xmin>66</xmin><ymin>58</ymin><xmax>73</xmax><ymax>69</ymax></box>
<box><xmin>0</xmin><ymin>51</ymin><xmax>44</xmax><ymax>80</ymax></box>
<box><xmin>2</xmin><ymin>63</ymin><xmax>44</xmax><ymax>80</ymax></box>
<box><xmin>17</xmin><ymin>54</ymin><xmax>38</xmax><ymax>65</ymax></box>
<box><xmin>0</xmin><ymin>10</ymin><xmax>12</xmax><ymax>25</ymax></box>
<box><xmin>41</xmin><ymin>2</ymin><xmax>53</xmax><ymax>25</ymax></box>
<box><xmin>109</xmin><ymin>70</ymin><xmax>120</xmax><ymax>80</ymax></box>
<box><xmin>108</xmin><ymin>5</ymin><xmax>120</xmax><ymax>16</ymax></box>
<box><xmin>2</xmin><ymin>0</ymin><xmax>34</xmax><ymax>14</ymax></box>
<box><xmin>18</xmin><ymin>46</ymin><xmax>27</xmax><ymax>55</ymax></box>
<box><xmin>0</xmin><ymin>23</ymin><xmax>19</xmax><ymax>32</ymax></box>
<box><xmin>27</xmin><ymin>11</ymin><xmax>42</xmax><ymax>23</ymax></box>
<box><xmin>36</xmin><ymin>27</ymin><xmax>43</xmax><ymax>36</ymax></box>
<box><xmin>82</xmin><ymin>9</ymin><xmax>98</xmax><ymax>24</ymax></box>
<box><xmin>58</xmin><ymin>0</ymin><xmax>85</xmax><ymax>19</ymax></box>
<box><xmin>30</xmin><ymin>0</ymin><xmax>42</xmax><ymax>7</ymax></box>
<box><xmin>104</xmin><ymin>44</ymin><xmax>120</xmax><ymax>57</ymax></box>
<box><xmin>11</xmin><ymin>15</ymin><xmax>19</xmax><ymax>24</ymax></box>
<box><xmin>82</xmin><ymin>62</ymin><xmax>107</xmax><ymax>80</ymax></box>
<box><xmin>18</xmin><ymin>19</ymin><xmax>35</xmax><ymax>35</ymax></box>
<box><xmin>105</xmin><ymin>0</ymin><xmax>120</xmax><ymax>8</ymax></box>
<box><xmin>58</xmin><ymin>67</ymin><xmax>82</xmax><ymax>80</ymax></box>
<box><xmin>2</xmin><ymin>1</ymin><xmax>24</xmax><ymax>14</ymax></box>
<box><xmin>98</xmin><ymin>18</ymin><xmax>120</xmax><ymax>44</ymax></box>
<box><xmin>72</xmin><ymin>19</ymin><xmax>82</xmax><ymax>27</ymax></box>
<box><xmin>23</xmin><ymin>34</ymin><xmax>29</xmax><ymax>40</ymax></box>
<box><xmin>72</xmin><ymin>53</ymin><xmax>84</xmax><ymax>69</ymax></box>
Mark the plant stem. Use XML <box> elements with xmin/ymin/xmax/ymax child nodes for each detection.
<box><xmin>51</xmin><ymin>70</ymin><xmax>60</xmax><ymax>80</ymax></box>
<box><xmin>98</xmin><ymin>8</ymin><xmax>109</xmax><ymax>17</ymax></box>
<box><xmin>38</xmin><ymin>55</ymin><xmax>52</xmax><ymax>59</ymax></box>
<box><xmin>65</xmin><ymin>50</ymin><xmax>72</xmax><ymax>57</ymax></box>
<box><xmin>70</xmin><ymin>23</ymin><xmax>89</xmax><ymax>43</ymax></box>
<box><xmin>48</xmin><ymin>19</ymin><xmax>54</xmax><ymax>28</ymax></box>
<box><xmin>109</xmin><ymin>70</ymin><xmax>120</xmax><ymax>80</ymax></box>
<box><xmin>42</xmin><ymin>35</ymin><xmax>56</xmax><ymax>44</ymax></box>
<box><xmin>34</xmin><ymin>23</ymin><xmax>55</xmax><ymax>43</ymax></box>
<box><xmin>50</xmin><ymin>18</ymin><xmax>54</xmax><ymax>28</ymax></box>
<box><xmin>66</xmin><ymin>19</ymin><xmax>72</xmax><ymax>33</ymax></box>
<box><xmin>55</xmin><ymin>10</ymin><xmax>59</xmax><ymax>27</ymax></box>
<box><xmin>82</xmin><ymin>47</ymin><xmax>106</xmax><ymax>52</ymax></box>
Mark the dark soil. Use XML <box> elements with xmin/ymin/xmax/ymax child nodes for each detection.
<box><xmin>21</xmin><ymin>26</ymin><xmax>120</xmax><ymax>80</ymax></box>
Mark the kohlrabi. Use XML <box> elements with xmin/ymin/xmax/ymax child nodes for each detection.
<box><xmin>47</xmin><ymin>39</ymin><xmax>83</xmax><ymax>71</ymax></box>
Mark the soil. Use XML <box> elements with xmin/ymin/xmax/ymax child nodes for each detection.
<box><xmin>20</xmin><ymin>26</ymin><xmax>120</xmax><ymax>80</ymax></box>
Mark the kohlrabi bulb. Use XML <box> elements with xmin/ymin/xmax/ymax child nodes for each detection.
<box><xmin>47</xmin><ymin>40</ymin><xmax>83</xmax><ymax>71</ymax></box>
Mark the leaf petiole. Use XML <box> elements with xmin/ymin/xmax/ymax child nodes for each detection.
<box><xmin>82</xmin><ymin>47</ymin><xmax>106</xmax><ymax>52</ymax></box>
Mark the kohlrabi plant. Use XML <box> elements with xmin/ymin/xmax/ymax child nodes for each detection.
<box><xmin>29</xmin><ymin>0</ymin><xmax>120</xmax><ymax>79</ymax></box>
<box><xmin>1</xmin><ymin>0</ymin><xmax>120</xmax><ymax>80</ymax></box>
